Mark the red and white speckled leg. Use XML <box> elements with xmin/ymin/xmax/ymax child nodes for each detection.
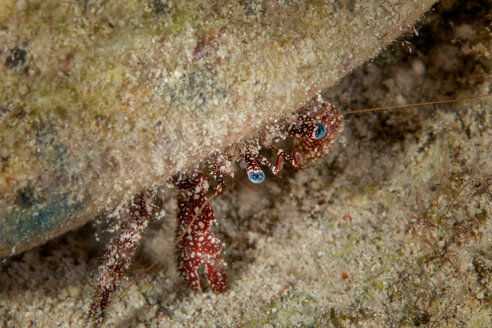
<box><xmin>88</xmin><ymin>191</ymin><xmax>153</xmax><ymax>324</ymax></box>
<box><xmin>174</xmin><ymin>173</ymin><xmax>226</xmax><ymax>293</ymax></box>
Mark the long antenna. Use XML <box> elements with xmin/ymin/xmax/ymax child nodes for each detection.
<box><xmin>340</xmin><ymin>94</ymin><xmax>490</xmax><ymax>116</ymax></box>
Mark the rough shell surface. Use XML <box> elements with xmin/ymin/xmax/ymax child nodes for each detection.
<box><xmin>0</xmin><ymin>0</ymin><xmax>436</xmax><ymax>256</ymax></box>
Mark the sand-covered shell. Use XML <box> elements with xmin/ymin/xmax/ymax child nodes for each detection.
<box><xmin>0</xmin><ymin>0</ymin><xmax>436</xmax><ymax>256</ymax></box>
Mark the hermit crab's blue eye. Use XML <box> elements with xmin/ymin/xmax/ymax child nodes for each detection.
<box><xmin>248</xmin><ymin>171</ymin><xmax>265</xmax><ymax>184</ymax></box>
<box><xmin>314</xmin><ymin>123</ymin><xmax>326</xmax><ymax>139</ymax></box>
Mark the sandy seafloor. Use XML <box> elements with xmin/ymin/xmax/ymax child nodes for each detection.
<box><xmin>1</xmin><ymin>1</ymin><xmax>490</xmax><ymax>327</ymax></box>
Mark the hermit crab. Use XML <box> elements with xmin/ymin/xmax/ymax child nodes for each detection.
<box><xmin>88</xmin><ymin>95</ymin><xmax>343</xmax><ymax>323</ymax></box>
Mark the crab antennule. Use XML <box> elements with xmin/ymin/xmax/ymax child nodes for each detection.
<box><xmin>269</xmin><ymin>145</ymin><xmax>303</xmax><ymax>172</ymax></box>
<box><xmin>258</xmin><ymin>155</ymin><xmax>280</xmax><ymax>176</ymax></box>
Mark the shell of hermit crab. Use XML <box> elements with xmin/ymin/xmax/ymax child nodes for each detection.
<box><xmin>0</xmin><ymin>0</ymin><xmax>436</xmax><ymax>258</ymax></box>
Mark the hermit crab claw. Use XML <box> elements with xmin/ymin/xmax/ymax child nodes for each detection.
<box><xmin>174</xmin><ymin>173</ymin><xmax>227</xmax><ymax>293</ymax></box>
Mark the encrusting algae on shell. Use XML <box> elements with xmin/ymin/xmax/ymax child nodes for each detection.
<box><xmin>0</xmin><ymin>0</ymin><xmax>436</xmax><ymax>256</ymax></box>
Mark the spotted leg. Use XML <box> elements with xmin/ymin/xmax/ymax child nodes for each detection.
<box><xmin>174</xmin><ymin>173</ymin><xmax>226</xmax><ymax>292</ymax></box>
<box><xmin>88</xmin><ymin>191</ymin><xmax>153</xmax><ymax>325</ymax></box>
